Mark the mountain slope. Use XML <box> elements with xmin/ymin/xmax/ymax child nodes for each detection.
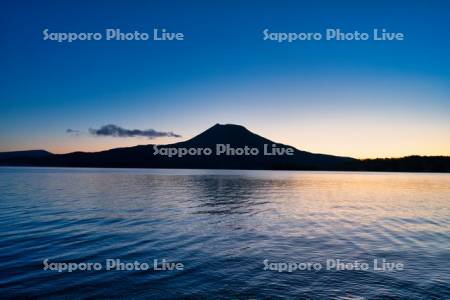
<box><xmin>0</xmin><ymin>150</ymin><xmax>53</xmax><ymax>160</ymax></box>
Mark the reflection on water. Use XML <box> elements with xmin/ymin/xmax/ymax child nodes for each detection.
<box><xmin>0</xmin><ymin>167</ymin><xmax>449</xmax><ymax>298</ymax></box>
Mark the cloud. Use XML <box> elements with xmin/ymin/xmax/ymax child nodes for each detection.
<box><xmin>66</xmin><ymin>128</ymin><xmax>81</xmax><ymax>136</ymax></box>
<box><xmin>89</xmin><ymin>124</ymin><xmax>181</xmax><ymax>139</ymax></box>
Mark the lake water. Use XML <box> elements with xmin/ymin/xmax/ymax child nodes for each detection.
<box><xmin>0</xmin><ymin>167</ymin><xmax>449</xmax><ymax>299</ymax></box>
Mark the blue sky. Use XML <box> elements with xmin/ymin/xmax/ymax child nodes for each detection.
<box><xmin>1</xmin><ymin>0</ymin><xmax>449</xmax><ymax>157</ymax></box>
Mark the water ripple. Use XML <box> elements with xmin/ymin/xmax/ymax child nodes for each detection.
<box><xmin>0</xmin><ymin>168</ymin><xmax>449</xmax><ymax>298</ymax></box>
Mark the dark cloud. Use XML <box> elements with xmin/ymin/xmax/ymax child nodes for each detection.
<box><xmin>89</xmin><ymin>124</ymin><xmax>181</xmax><ymax>139</ymax></box>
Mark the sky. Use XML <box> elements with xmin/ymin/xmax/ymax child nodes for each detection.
<box><xmin>1</xmin><ymin>0</ymin><xmax>450</xmax><ymax>158</ymax></box>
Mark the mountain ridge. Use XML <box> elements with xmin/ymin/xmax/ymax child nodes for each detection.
<box><xmin>0</xmin><ymin>124</ymin><xmax>449</xmax><ymax>172</ymax></box>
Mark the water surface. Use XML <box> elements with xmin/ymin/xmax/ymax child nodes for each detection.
<box><xmin>0</xmin><ymin>167</ymin><xmax>449</xmax><ymax>298</ymax></box>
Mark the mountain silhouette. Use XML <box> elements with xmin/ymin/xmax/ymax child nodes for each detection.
<box><xmin>182</xmin><ymin>123</ymin><xmax>274</xmax><ymax>146</ymax></box>
<box><xmin>0</xmin><ymin>124</ymin><xmax>449</xmax><ymax>172</ymax></box>
<box><xmin>0</xmin><ymin>150</ymin><xmax>52</xmax><ymax>160</ymax></box>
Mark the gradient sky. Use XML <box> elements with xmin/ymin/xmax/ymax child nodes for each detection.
<box><xmin>1</xmin><ymin>0</ymin><xmax>450</xmax><ymax>158</ymax></box>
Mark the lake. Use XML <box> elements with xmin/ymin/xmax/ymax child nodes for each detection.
<box><xmin>0</xmin><ymin>167</ymin><xmax>449</xmax><ymax>298</ymax></box>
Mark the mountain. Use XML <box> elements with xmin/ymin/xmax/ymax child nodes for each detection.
<box><xmin>0</xmin><ymin>124</ymin><xmax>449</xmax><ymax>172</ymax></box>
<box><xmin>0</xmin><ymin>150</ymin><xmax>52</xmax><ymax>160</ymax></box>
<box><xmin>0</xmin><ymin>124</ymin><xmax>353</xmax><ymax>170</ymax></box>
<box><xmin>181</xmin><ymin>123</ymin><xmax>274</xmax><ymax>146</ymax></box>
